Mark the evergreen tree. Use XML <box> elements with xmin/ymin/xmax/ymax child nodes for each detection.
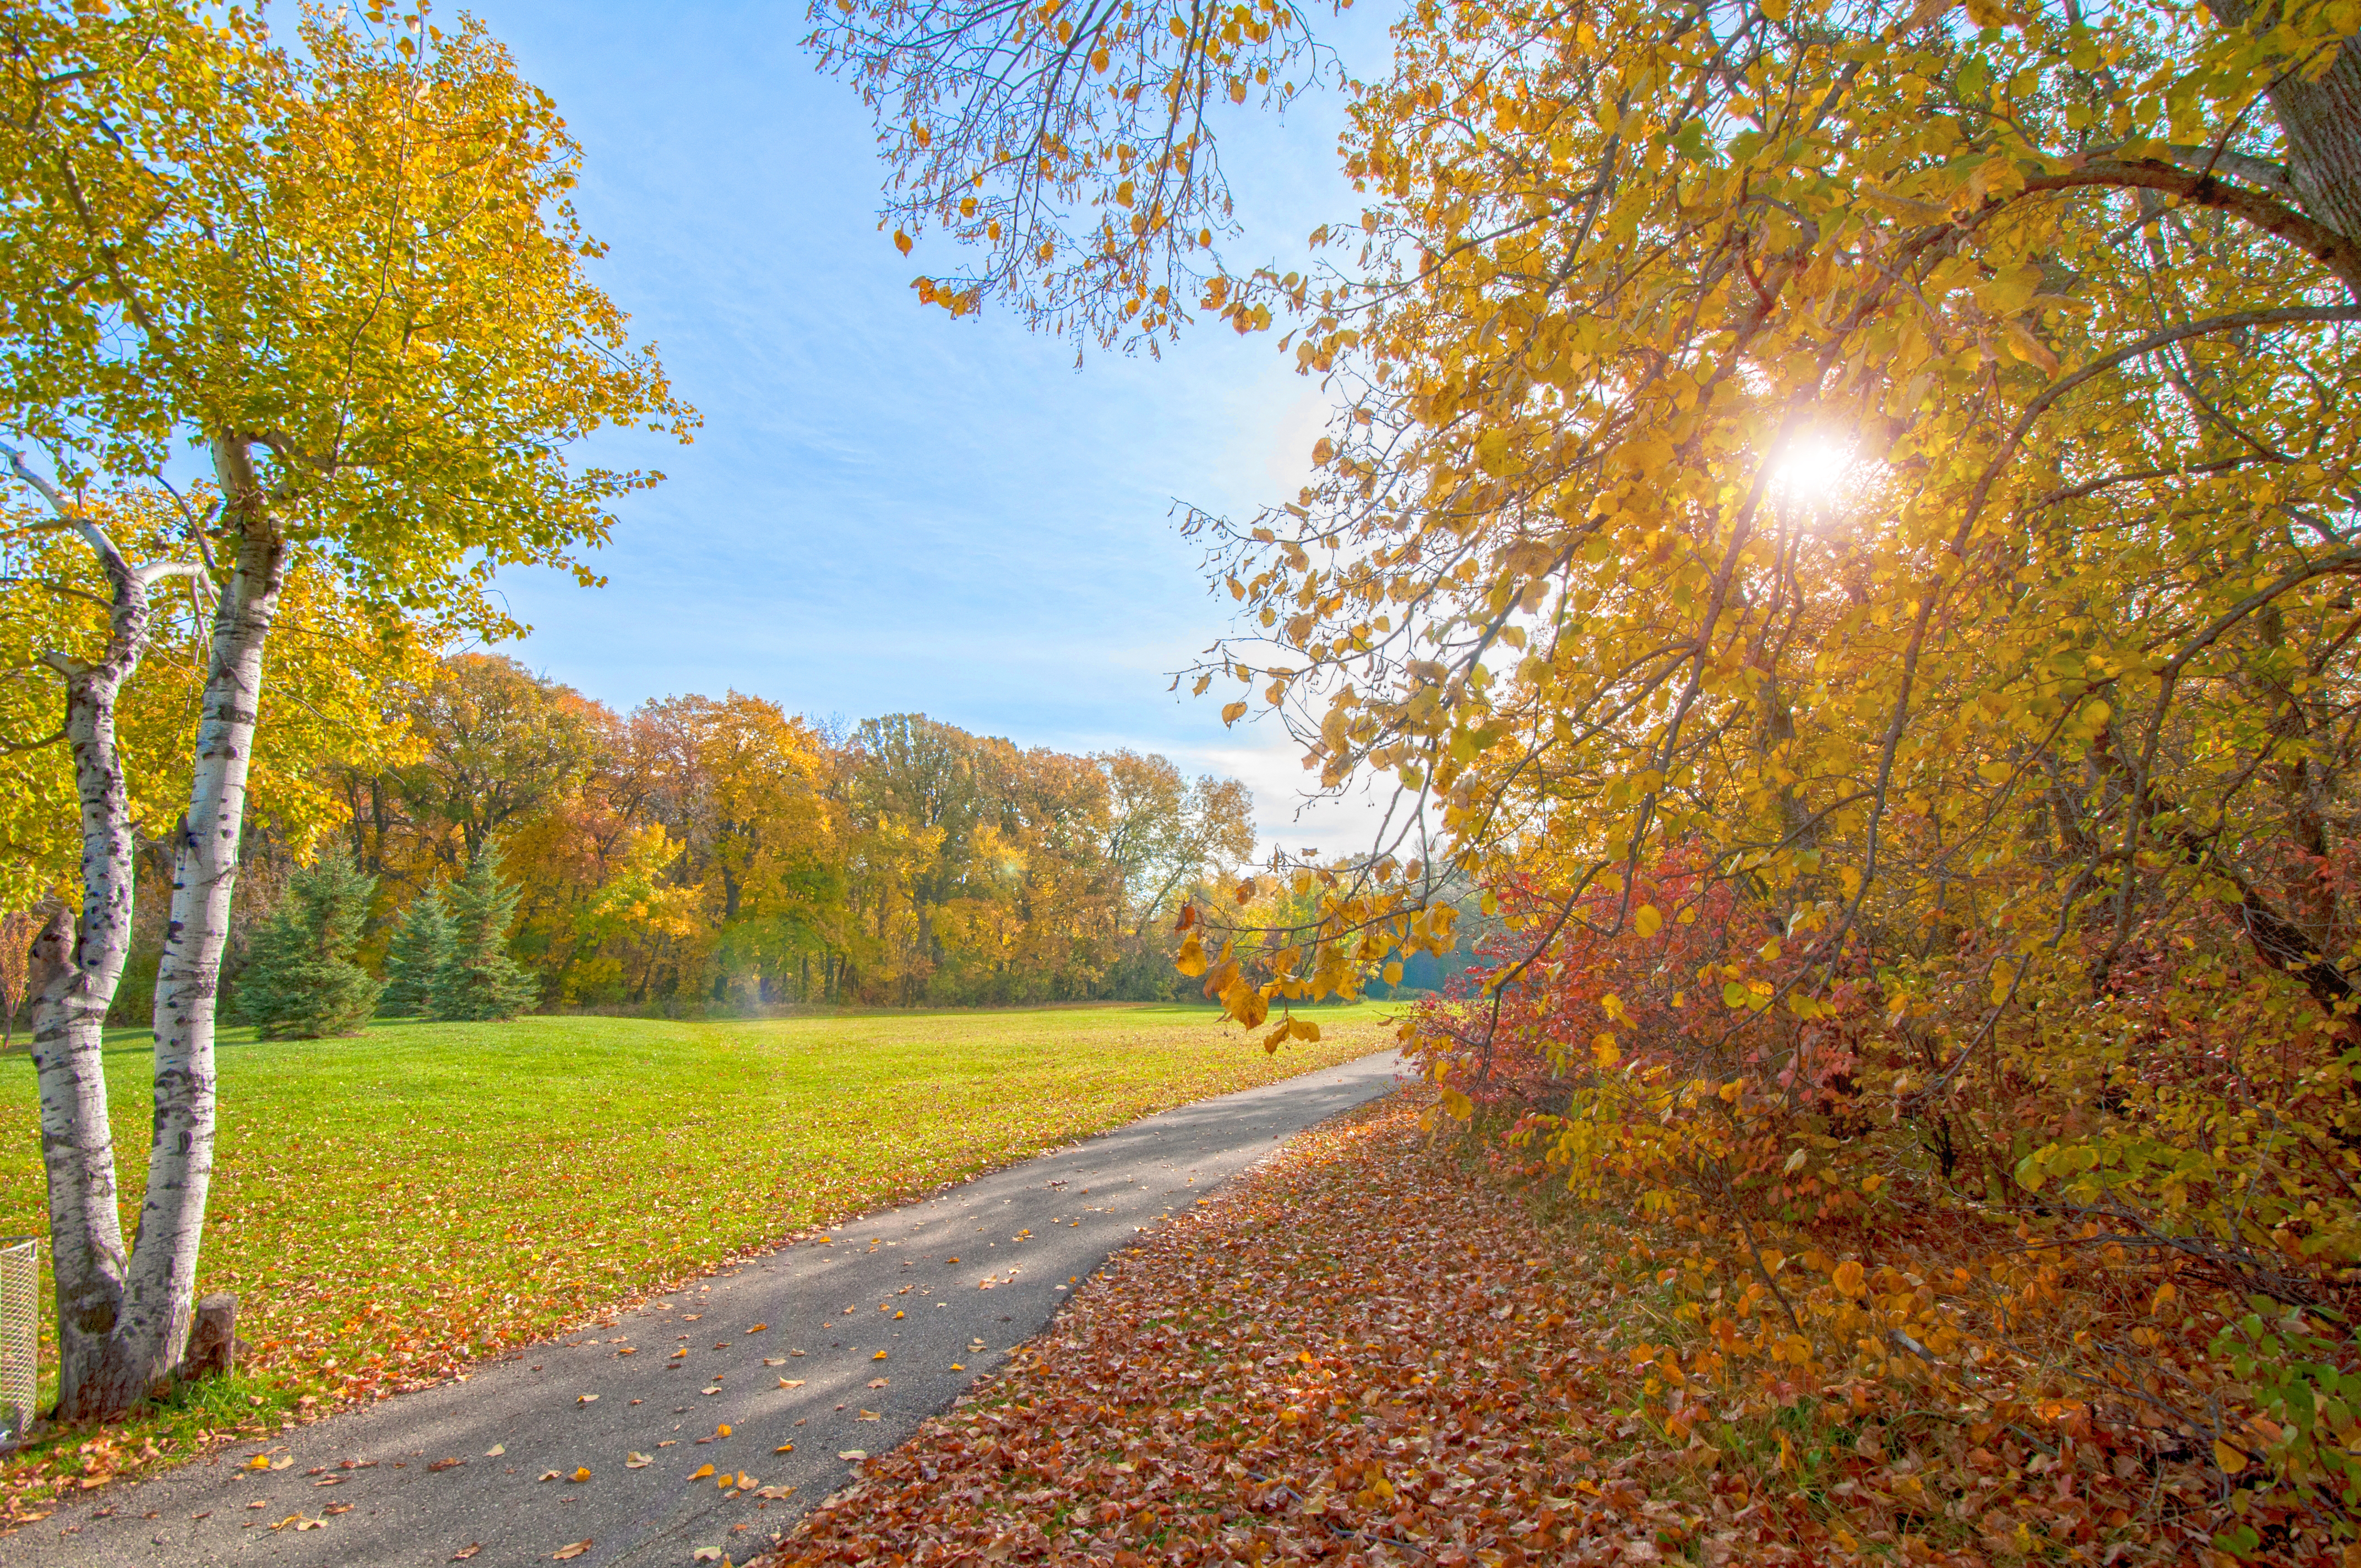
<box><xmin>379</xmin><ymin>886</ymin><xmax>453</xmax><ymax>1016</ymax></box>
<box><xmin>235</xmin><ymin>857</ymin><xmax>383</xmax><ymax>1039</ymax></box>
<box><xmin>430</xmin><ymin>852</ymin><xmax>540</xmax><ymax>1021</ymax></box>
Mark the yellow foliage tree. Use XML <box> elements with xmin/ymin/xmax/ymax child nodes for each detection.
<box><xmin>0</xmin><ymin>2</ymin><xmax>688</xmax><ymax>1416</ymax></box>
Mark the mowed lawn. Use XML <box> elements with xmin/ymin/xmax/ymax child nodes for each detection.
<box><xmin>0</xmin><ymin>1004</ymin><xmax>1396</xmax><ymax>1462</ymax></box>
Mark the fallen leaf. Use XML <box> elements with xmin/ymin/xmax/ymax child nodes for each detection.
<box><xmin>773</xmin><ymin>1444</ymin><xmax>793</xmax><ymax>1453</ymax></box>
<box><xmin>552</xmin><ymin>1543</ymin><xmax>592</xmax><ymax>1561</ymax></box>
<box><xmin>576</xmin><ymin>1394</ymin><xmax>598</xmax><ymax>1405</ymax></box>
<box><xmin>700</xmin><ymin>1386</ymin><xmax>722</xmax><ymax>1396</ymax></box>
<box><xmin>323</xmin><ymin>1504</ymin><xmax>353</xmax><ymax>1516</ymax></box>
<box><xmin>788</xmin><ymin>1349</ymin><xmax>806</xmax><ymax>1357</ymax></box>
<box><xmin>693</xmin><ymin>1551</ymin><xmax>722</xmax><ymax>1564</ymax></box>
<box><xmin>311</xmin><ymin>1476</ymin><xmax>345</xmax><ymax>1488</ymax></box>
<box><xmin>837</xmin><ymin>1450</ymin><xmax>868</xmax><ymax>1462</ymax></box>
<box><xmin>451</xmin><ymin>1547</ymin><xmax>482</xmax><ymax>1562</ymax></box>
<box><xmin>872</xmin><ymin>1351</ymin><xmax>888</xmax><ymax>1361</ymax></box>
<box><xmin>537</xmin><ymin>1471</ymin><xmax>561</xmax><ymax>1483</ymax></box>
<box><xmin>625</xmin><ymin>1452</ymin><xmax>652</xmax><ymax>1469</ymax></box>
<box><xmin>755</xmin><ymin>1484</ymin><xmax>796</xmax><ymax>1499</ymax></box>
<box><xmin>717</xmin><ymin>1423</ymin><xmax>731</xmax><ymax>1438</ymax></box>
<box><xmin>763</xmin><ymin>1357</ymin><xmax>787</xmax><ymax>1366</ymax></box>
<box><xmin>856</xmin><ymin>1409</ymin><xmax>880</xmax><ymax>1420</ymax></box>
<box><xmin>270</xmin><ymin>1456</ymin><xmax>295</xmax><ymax>1471</ymax></box>
<box><xmin>569</xmin><ymin>1467</ymin><xmax>591</xmax><ymax>1483</ymax></box>
<box><xmin>778</xmin><ymin>1378</ymin><xmax>804</xmax><ymax>1388</ymax></box>
<box><xmin>428</xmin><ymin>1457</ymin><xmax>465</xmax><ymax>1472</ymax></box>
<box><xmin>867</xmin><ymin>1378</ymin><xmax>889</xmax><ymax>1389</ymax></box>
<box><xmin>689</xmin><ymin>1463</ymin><xmax>715</xmax><ymax>1480</ymax></box>
<box><xmin>269</xmin><ymin>1514</ymin><xmax>306</xmax><ymax>1531</ymax></box>
<box><xmin>483</xmin><ymin>1445</ymin><xmax>504</xmax><ymax>1458</ymax></box>
<box><xmin>747</xmin><ymin>1324</ymin><xmax>767</xmax><ymax>1332</ymax></box>
<box><xmin>949</xmin><ymin>1363</ymin><xmax>965</xmax><ymax>1371</ymax></box>
<box><xmin>242</xmin><ymin>1455</ymin><xmax>271</xmax><ymax>1472</ymax></box>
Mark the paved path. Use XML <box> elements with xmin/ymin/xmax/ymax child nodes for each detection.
<box><xmin>13</xmin><ymin>1050</ymin><xmax>1403</xmax><ymax>1568</ymax></box>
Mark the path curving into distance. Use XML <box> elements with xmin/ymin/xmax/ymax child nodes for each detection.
<box><xmin>13</xmin><ymin>1049</ymin><xmax>1404</xmax><ymax>1568</ymax></box>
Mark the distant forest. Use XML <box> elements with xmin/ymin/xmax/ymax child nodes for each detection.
<box><xmin>84</xmin><ymin>653</ymin><xmax>1290</xmax><ymax>1019</ymax></box>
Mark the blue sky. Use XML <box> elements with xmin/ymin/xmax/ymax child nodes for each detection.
<box><xmin>463</xmin><ymin>0</ymin><xmax>1399</xmax><ymax>855</ymax></box>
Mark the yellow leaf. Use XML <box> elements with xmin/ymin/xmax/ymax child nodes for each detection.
<box><xmin>1439</xmin><ymin>1085</ymin><xmax>1473</xmax><ymax>1121</ymax></box>
<box><xmin>568</xmin><ymin>1467</ymin><xmax>590</xmax><ymax>1483</ymax></box>
<box><xmin>553</xmin><ymin>1544</ymin><xmax>592</xmax><ymax>1562</ymax></box>
<box><xmin>893</xmin><ymin>230</ymin><xmax>913</xmax><ymax>255</ymax></box>
<box><xmin>689</xmin><ymin>1463</ymin><xmax>715</xmax><ymax>1480</ymax></box>
<box><xmin>716</xmin><ymin>1424</ymin><xmax>731</xmax><ymax>1438</ymax></box>
<box><xmin>1635</xmin><ymin>904</ymin><xmax>1662</xmax><ymax>937</ymax></box>
<box><xmin>1221</xmin><ymin>700</ymin><xmax>1249</xmax><ymax>726</ymax></box>
<box><xmin>873</xmin><ymin>1349</ymin><xmax>888</xmax><ymax>1360</ymax></box>
<box><xmin>1832</xmin><ymin>1260</ymin><xmax>1866</xmax><ymax>1298</ymax></box>
<box><xmin>2214</xmin><ymin>1440</ymin><xmax>2249</xmax><ymax>1475</ymax></box>
<box><xmin>625</xmin><ymin>1453</ymin><xmax>651</xmax><ymax>1469</ymax></box>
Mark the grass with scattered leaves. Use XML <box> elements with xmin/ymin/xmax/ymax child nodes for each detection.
<box><xmin>0</xmin><ymin>1001</ymin><xmax>1394</xmax><ymax>1517</ymax></box>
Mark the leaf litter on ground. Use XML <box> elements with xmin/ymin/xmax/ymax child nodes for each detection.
<box><xmin>757</xmin><ymin>1093</ymin><xmax>2205</xmax><ymax>1568</ymax></box>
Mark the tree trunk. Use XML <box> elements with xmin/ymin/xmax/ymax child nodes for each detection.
<box><xmin>89</xmin><ymin>438</ymin><xmax>287</xmax><ymax>1412</ymax></box>
<box><xmin>25</xmin><ymin>519</ymin><xmax>156</xmax><ymax>1420</ymax></box>
<box><xmin>2207</xmin><ymin>1</ymin><xmax>2361</xmax><ymax>244</ymax></box>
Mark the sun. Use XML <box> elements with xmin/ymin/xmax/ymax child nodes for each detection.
<box><xmin>1767</xmin><ymin>434</ymin><xmax>1858</xmax><ymax>508</ymax></box>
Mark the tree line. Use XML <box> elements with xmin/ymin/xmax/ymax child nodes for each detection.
<box><xmin>63</xmin><ymin>650</ymin><xmax>1258</xmax><ymax>1022</ymax></box>
<box><xmin>333</xmin><ymin>653</ymin><xmax>1254</xmax><ymax>1011</ymax></box>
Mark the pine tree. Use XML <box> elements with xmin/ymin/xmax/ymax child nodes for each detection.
<box><xmin>235</xmin><ymin>857</ymin><xmax>383</xmax><ymax>1039</ymax></box>
<box><xmin>379</xmin><ymin>886</ymin><xmax>453</xmax><ymax>1016</ymax></box>
<box><xmin>429</xmin><ymin>852</ymin><xmax>540</xmax><ymax>1021</ymax></box>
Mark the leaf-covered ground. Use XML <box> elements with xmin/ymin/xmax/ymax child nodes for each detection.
<box><xmin>0</xmin><ymin>1003</ymin><xmax>1389</xmax><ymax>1517</ymax></box>
<box><xmin>761</xmin><ymin>1093</ymin><xmax>2257</xmax><ymax>1568</ymax></box>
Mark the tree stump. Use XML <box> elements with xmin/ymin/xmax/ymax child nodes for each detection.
<box><xmin>186</xmin><ymin>1293</ymin><xmax>239</xmax><ymax>1380</ymax></box>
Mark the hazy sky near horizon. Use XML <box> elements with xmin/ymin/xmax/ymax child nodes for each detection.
<box><xmin>458</xmin><ymin>0</ymin><xmax>1401</xmax><ymax>857</ymax></box>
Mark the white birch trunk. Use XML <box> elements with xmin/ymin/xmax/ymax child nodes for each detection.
<box><xmin>102</xmin><ymin>437</ymin><xmax>288</xmax><ymax>1403</ymax></box>
<box><xmin>20</xmin><ymin>502</ymin><xmax>155</xmax><ymax>1419</ymax></box>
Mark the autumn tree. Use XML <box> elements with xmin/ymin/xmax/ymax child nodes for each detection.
<box><xmin>345</xmin><ymin>652</ymin><xmax>606</xmax><ymax>879</ymax></box>
<box><xmin>828</xmin><ymin>0</ymin><xmax>2361</xmax><ymax>1518</ymax></box>
<box><xmin>0</xmin><ymin>2</ymin><xmax>687</xmax><ymax>1415</ymax></box>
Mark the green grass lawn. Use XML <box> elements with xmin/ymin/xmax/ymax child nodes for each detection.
<box><xmin>0</xmin><ymin>1002</ymin><xmax>1397</xmax><ymax>1502</ymax></box>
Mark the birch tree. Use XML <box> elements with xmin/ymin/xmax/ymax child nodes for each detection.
<box><xmin>0</xmin><ymin>1</ymin><xmax>688</xmax><ymax>1418</ymax></box>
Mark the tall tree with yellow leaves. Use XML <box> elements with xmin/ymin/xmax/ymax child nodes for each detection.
<box><xmin>0</xmin><ymin>2</ymin><xmax>689</xmax><ymax>1417</ymax></box>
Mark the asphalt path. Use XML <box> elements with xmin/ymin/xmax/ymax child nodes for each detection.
<box><xmin>13</xmin><ymin>1048</ymin><xmax>1403</xmax><ymax>1568</ymax></box>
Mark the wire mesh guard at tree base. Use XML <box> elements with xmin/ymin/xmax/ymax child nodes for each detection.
<box><xmin>0</xmin><ymin>1239</ymin><xmax>36</xmax><ymax>1449</ymax></box>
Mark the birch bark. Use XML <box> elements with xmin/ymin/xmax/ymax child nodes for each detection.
<box><xmin>97</xmin><ymin>436</ymin><xmax>287</xmax><ymax>1408</ymax></box>
<box><xmin>12</xmin><ymin>462</ymin><xmax>161</xmax><ymax>1418</ymax></box>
